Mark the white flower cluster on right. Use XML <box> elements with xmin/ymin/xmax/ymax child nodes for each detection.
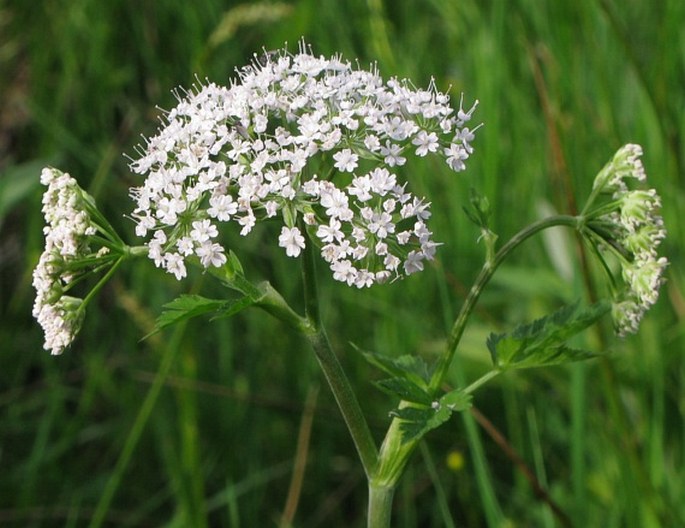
<box><xmin>129</xmin><ymin>43</ymin><xmax>479</xmax><ymax>287</ymax></box>
<box><xmin>584</xmin><ymin>144</ymin><xmax>668</xmax><ymax>336</ymax></box>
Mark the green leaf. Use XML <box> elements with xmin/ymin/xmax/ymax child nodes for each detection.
<box><xmin>390</xmin><ymin>388</ymin><xmax>472</xmax><ymax>444</ymax></box>
<box><xmin>208</xmin><ymin>252</ymin><xmax>263</xmax><ymax>298</ymax></box>
<box><xmin>463</xmin><ymin>187</ymin><xmax>491</xmax><ymax>229</ymax></box>
<box><xmin>487</xmin><ymin>300</ymin><xmax>610</xmax><ymax>370</ymax></box>
<box><xmin>440</xmin><ymin>388</ymin><xmax>472</xmax><ymax>411</ymax></box>
<box><xmin>374</xmin><ymin>378</ymin><xmax>433</xmax><ymax>406</ymax></box>
<box><xmin>226</xmin><ymin>250</ymin><xmax>245</xmax><ymax>276</ymax></box>
<box><xmin>356</xmin><ymin>347</ymin><xmax>431</xmax><ymax>390</ymax></box>
<box><xmin>145</xmin><ymin>293</ymin><xmax>254</xmax><ymax>339</ymax></box>
<box><xmin>211</xmin><ymin>294</ymin><xmax>256</xmax><ymax>320</ymax></box>
<box><xmin>390</xmin><ymin>406</ymin><xmax>451</xmax><ymax>443</ymax></box>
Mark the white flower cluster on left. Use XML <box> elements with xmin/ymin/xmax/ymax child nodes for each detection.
<box><xmin>129</xmin><ymin>43</ymin><xmax>479</xmax><ymax>287</ymax></box>
<box><xmin>32</xmin><ymin>168</ymin><xmax>103</xmax><ymax>354</ymax></box>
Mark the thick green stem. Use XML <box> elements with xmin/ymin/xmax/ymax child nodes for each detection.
<box><xmin>306</xmin><ymin>329</ymin><xmax>379</xmax><ymax>477</ymax></box>
<box><xmin>367</xmin><ymin>484</ymin><xmax>395</xmax><ymax>528</ymax></box>
<box><xmin>300</xmin><ymin>230</ymin><xmax>379</xmax><ymax>478</ymax></box>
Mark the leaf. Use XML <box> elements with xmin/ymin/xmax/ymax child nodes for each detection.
<box><xmin>487</xmin><ymin>300</ymin><xmax>610</xmax><ymax>370</ymax></box>
<box><xmin>145</xmin><ymin>293</ymin><xmax>254</xmax><ymax>339</ymax></box>
<box><xmin>212</xmin><ymin>294</ymin><xmax>257</xmax><ymax>320</ymax></box>
<box><xmin>374</xmin><ymin>378</ymin><xmax>433</xmax><ymax>406</ymax></box>
<box><xmin>207</xmin><ymin>251</ymin><xmax>263</xmax><ymax>298</ymax></box>
<box><xmin>439</xmin><ymin>388</ymin><xmax>472</xmax><ymax>411</ymax></box>
<box><xmin>390</xmin><ymin>406</ymin><xmax>451</xmax><ymax>443</ymax></box>
<box><xmin>462</xmin><ymin>187</ymin><xmax>491</xmax><ymax>229</ymax></box>
<box><xmin>226</xmin><ymin>250</ymin><xmax>245</xmax><ymax>277</ymax></box>
<box><xmin>356</xmin><ymin>346</ymin><xmax>431</xmax><ymax>390</ymax></box>
<box><xmin>390</xmin><ymin>388</ymin><xmax>472</xmax><ymax>444</ymax></box>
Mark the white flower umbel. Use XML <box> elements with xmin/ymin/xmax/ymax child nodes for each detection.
<box><xmin>129</xmin><ymin>42</ymin><xmax>479</xmax><ymax>286</ymax></box>
<box><xmin>32</xmin><ymin>167</ymin><xmax>127</xmax><ymax>354</ymax></box>
<box><xmin>582</xmin><ymin>145</ymin><xmax>668</xmax><ymax>336</ymax></box>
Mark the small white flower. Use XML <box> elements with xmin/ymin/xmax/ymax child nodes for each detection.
<box><xmin>331</xmin><ymin>259</ymin><xmax>357</xmax><ymax>285</ymax></box>
<box><xmin>444</xmin><ymin>143</ymin><xmax>469</xmax><ymax>172</ymax></box>
<box><xmin>264</xmin><ymin>200</ymin><xmax>279</xmax><ymax>218</ymax></box>
<box><xmin>333</xmin><ymin>148</ymin><xmax>359</xmax><ymax>172</ymax></box>
<box><xmin>364</xmin><ymin>135</ymin><xmax>381</xmax><ymax>152</ymax></box>
<box><xmin>196</xmin><ymin>242</ymin><xmax>227</xmax><ymax>268</ymax></box>
<box><xmin>190</xmin><ymin>219</ymin><xmax>218</xmax><ymax>243</ymax></box>
<box><xmin>316</xmin><ymin>218</ymin><xmax>343</xmax><ymax>243</ymax></box>
<box><xmin>165</xmin><ymin>253</ymin><xmax>188</xmax><ymax>280</ymax></box>
<box><xmin>238</xmin><ymin>212</ymin><xmax>256</xmax><ymax>236</ymax></box>
<box><xmin>403</xmin><ymin>251</ymin><xmax>425</xmax><ymax>275</ymax></box>
<box><xmin>380</xmin><ymin>141</ymin><xmax>406</xmax><ymax>167</ymax></box>
<box><xmin>320</xmin><ymin>185</ymin><xmax>353</xmax><ymax>221</ymax></box>
<box><xmin>456</xmin><ymin>95</ymin><xmax>479</xmax><ymax>126</ymax></box>
<box><xmin>177</xmin><ymin>236</ymin><xmax>195</xmax><ymax>256</ymax></box>
<box><xmin>208</xmin><ymin>194</ymin><xmax>238</xmax><ymax>221</ymax></box>
<box><xmin>279</xmin><ymin>226</ymin><xmax>306</xmax><ymax>257</ymax></box>
<box><xmin>412</xmin><ymin>131</ymin><xmax>439</xmax><ymax>157</ymax></box>
<box><xmin>348</xmin><ymin>175</ymin><xmax>373</xmax><ymax>202</ymax></box>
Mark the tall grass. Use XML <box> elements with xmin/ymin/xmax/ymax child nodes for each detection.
<box><xmin>1</xmin><ymin>0</ymin><xmax>683</xmax><ymax>526</ymax></box>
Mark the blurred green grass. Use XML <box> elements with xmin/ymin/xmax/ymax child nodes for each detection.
<box><xmin>1</xmin><ymin>0</ymin><xmax>683</xmax><ymax>526</ymax></box>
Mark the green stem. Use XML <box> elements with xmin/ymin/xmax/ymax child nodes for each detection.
<box><xmin>429</xmin><ymin>214</ymin><xmax>581</xmax><ymax>393</ymax></box>
<box><xmin>367</xmin><ymin>484</ymin><xmax>395</xmax><ymax>528</ymax></box>
<box><xmin>462</xmin><ymin>369</ymin><xmax>501</xmax><ymax>396</ymax></box>
<box><xmin>369</xmin><ymin>214</ymin><xmax>583</xmax><ymax>511</ymax></box>
<box><xmin>306</xmin><ymin>329</ymin><xmax>379</xmax><ymax>477</ymax></box>
<box><xmin>79</xmin><ymin>245</ymin><xmax>147</xmax><ymax>313</ymax></box>
<box><xmin>300</xmin><ymin>229</ymin><xmax>379</xmax><ymax>478</ymax></box>
<box><xmin>80</xmin><ymin>254</ymin><xmax>125</xmax><ymax>311</ymax></box>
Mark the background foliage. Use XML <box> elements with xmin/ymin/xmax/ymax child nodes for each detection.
<box><xmin>1</xmin><ymin>0</ymin><xmax>683</xmax><ymax>526</ymax></box>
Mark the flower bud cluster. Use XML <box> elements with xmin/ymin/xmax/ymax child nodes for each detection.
<box><xmin>129</xmin><ymin>43</ymin><xmax>478</xmax><ymax>286</ymax></box>
<box><xmin>32</xmin><ymin>168</ymin><xmax>100</xmax><ymax>354</ymax></box>
<box><xmin>585</xmin><ymin>144</ymin><xmax>667</xmax><ymax>336</ymax></box>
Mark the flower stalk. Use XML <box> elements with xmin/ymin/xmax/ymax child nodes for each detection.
<box><xmin>300</xmin><ymin>228</ymin><xmax>379</xmax><ymax>478</ymax></box>
<box><xmin>429</xmin><ymin>214</ymin><xmax>581</xmax><ymax>393</ymax></box>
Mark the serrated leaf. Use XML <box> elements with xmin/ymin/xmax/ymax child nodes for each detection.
<box><xmin>487</xmin><ymin>300</ymin><xmax>610</xmax><ymax>370</ymax></box>
<box><xmin>144</xmin><ymin>293</ymin><xmax>254</xmax><ymax>339</ymax></box>
<box><xmin>356</xmin><ymin>347</ymin><xmax>431</xmax><ymax>390</ymax></box>
<box><xmin>390</xmin><ymin>406</ymin><xmax>452</xmax><ymax>443</ymax></box>
<box><xmin>374</xmin><ymin>378</ymin><xmax>433</xmax><ymax>406</ymax></box>
<box><xmin>508</xmin><ymin>345</ymin><xmax>599</xmax><ymax>369</ymax></box>
<box><xmin>439</xmin><ymin>388</ymin><xmax>472</xmax><ymax>411</ymax></box>
<box><xmin>389</xmin><ymin>389</ymin><xmax>472</xmax><ymax>444</ymax></box>
<box><xmin>157</xmin><ymin>295</ymin><xmax>226</xmax><ymax>328</ymax></box>
<box><xmin>211</xmin><ymin>294</ymin><xmax>257</xmax><ymax>320</ymax></box>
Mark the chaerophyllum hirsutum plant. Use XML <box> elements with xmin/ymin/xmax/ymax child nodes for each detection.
<box><xmin>31</xmin><ymin>42</ymin><xmax>668</xmax><ymax>527</ymax></box>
